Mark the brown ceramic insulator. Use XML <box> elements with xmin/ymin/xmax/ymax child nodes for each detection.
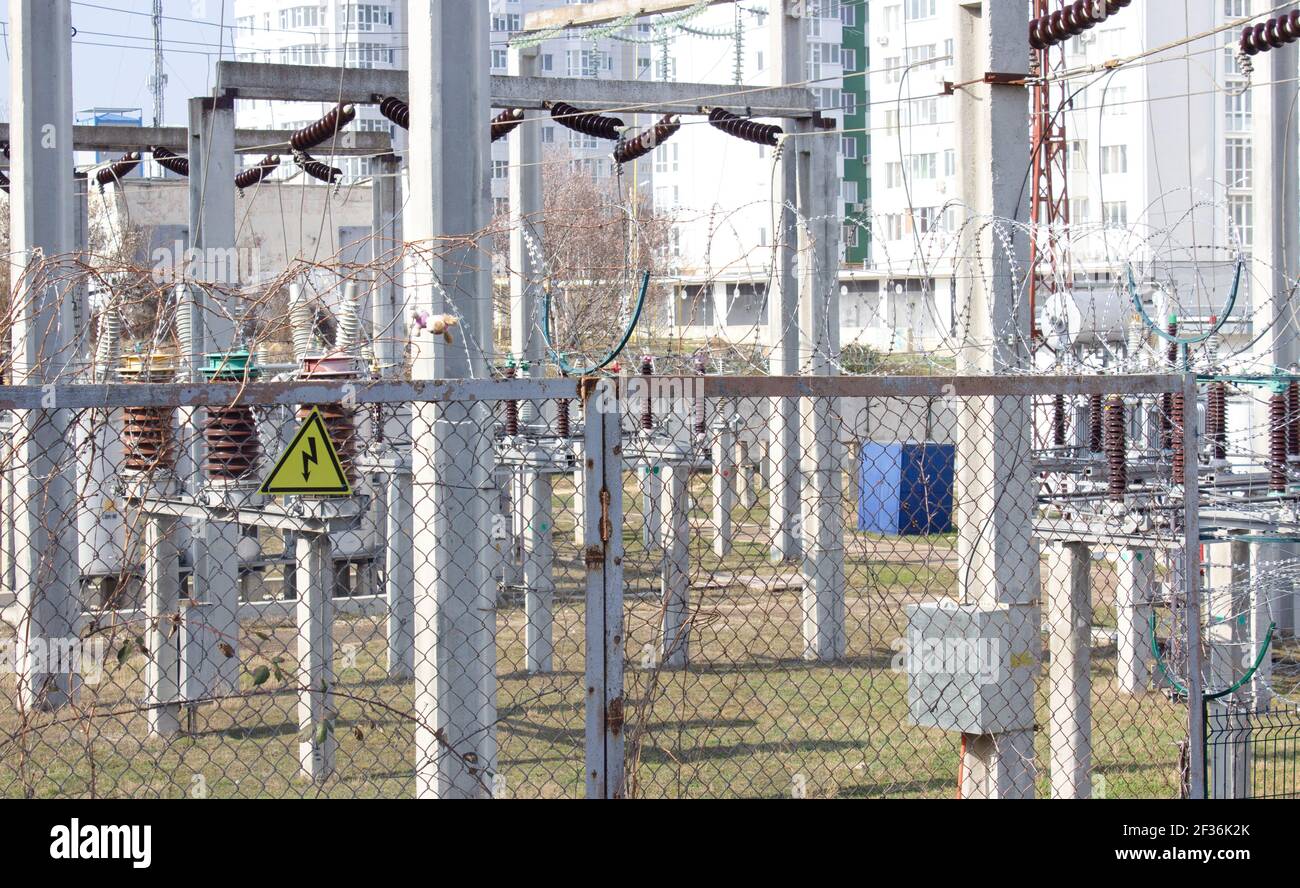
<box><xmin>1052</xmin><ymin>393</ymin><xmax>1066</xmax><ymax>447</ymax></box>
<box><xmin>1207</xmin><ymin>382</ymin><xmax>1227</xmax><ymax>461</ymax></box>
<box><xmin>150</xmin><ymin>146</ymin><xmax>190</xmax><ymax>177</ymax></box>
<box><xmin>1159</xmin><ymin>392</ymin><xmax>1173</xmax><ymax>450</ymax></box>
<box><xmin>297</xmin><ymin>402</ymin><xmax>358</xmax><ymax>488</ymax></box>
<box><xmin>1171</xmin><ymin>393</ymin><xmax>1186</xmax><ymax>484</ymax></box>
<box><xmin>1271</xmin><ymin>392</ymin><xmax>1288</xmax><ymax>493</ymax></box>
<box><xmin>234</xmin><ymin>154</ymin><xmax>280</xmax><ymax>190</ymax></box>
<box><xmin>490</xmin><ymin>108</ymin><xmax>525</xmax><ymax>142</ymax></box>
<box><xmin>204</xmin><ymin>405</ymin><xmax>261</xmax><ymax>481</ymax></box>
<box><xmin>123</xmin><ymin>407</ymin><xmax>176</xmax><ymax>472</ymax></box>
<box><xmin>1288</xmin><ymin>381</ymin><xmax>1300</xmax><ymax>457</ymax></box>
<box><xmin>378</xmin><ymin>96</ymin><xmax>409</xmax><ymax>130</ymax></box>
<box><xmin>1088</xmin><ymin>393</ymin><xmax>1103</xmax><ymax>453</ymax></box>
<box><xmin>707</xmin><ymin>107</ymin><xmax>781</xmax><ymax>147</ymax></box>
<box><xmin>95</xmin><ymin>152</ymin><xmax>141</xmax><ymax>187</ymax></box>
<box><xmin>614</xmin><ymin>115</ymin><xmax>681</xmax><ymax>165</ymax></box>
<box><xmin>694</xmin><ymin>353</ymin><xmax>708</xmax><ymax>436</ymax></box>
<box><xmin>555</xmin><ymin>398</ymin><xmax>570</xmax><ymax>439</ymax></box>
<box><xmin>503</xmin><ymin>365</ymin><xmax>519</xmax><ymax>436</ymax></box>
<box><xmin>549</xmin><ymin>101</ymin><xmax>624</xmax><ymax>141</ymax></box>
<box><xmin>296</xmin><ymin>154</ymin><xmax>342</xmax><ymax>184</ymax></box>
<box><xmin>290</xmin><ymin>103</ymin><xmax>356</xmax><ymax>152</ymax></box>
<box><xmin>640</xmin><ymin>355</ymin><xmax>654</xmax><ymax>431</ymax></box>
<box><xmin>1104</xmin><ymin>394</ymin><xmax>1127</xmax><ymax>501</ymax></box>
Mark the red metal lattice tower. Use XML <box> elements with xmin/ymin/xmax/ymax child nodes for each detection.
<box><xmin>1028</xmin><ymin>0</ymin><xmax>1072</xmax><ymax>345</ymax></box>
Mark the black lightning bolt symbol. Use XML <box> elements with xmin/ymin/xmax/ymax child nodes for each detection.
<box><xmin>301</xmin><ymin>436</ymin><xmax>319</xmax><ymax>480</ymax></box>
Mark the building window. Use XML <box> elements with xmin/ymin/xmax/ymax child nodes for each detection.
<box><xmin>492</xmin><ymin>160</ymin><xmax>509</xmax><ymax>180</ymax></box>
<box><xmin>1225</xmin><ymin>90</ymin><xmax>1252</xmax><ymax>130</ymax></box>
<box><xmin>905</xmin><ymin>0</ymin><xmax>936</xmax><ymax>20</ymax></box>
<box><xmin>1103</xmin><ymin>86</ymin><xmax>1128</xmax><ymax>116</ymax></box>
<box><xmin>885</xmin><ymin>162</ymin><xmax>903</xmax><ymax>188</ymax></box>
<box><xmin>842</xmin><ymin>136</ymin><xmax>858</xmax><ymax>159</ymax></box>
<box><xmin>1229</xmin><ymin>194</ymin><xmax>1253</xmax><ymax>247</ymax></box>
<box><xmin>491</xmin><ymin>13</ymin><xmax>521</xmax><ymax>32</ymax></box>
<box><xmin>1225</xmin><ymin>136</ymin><xmax>1252</xmax><ymax>189</ymax></box>
<box><xmin>541</xmin><ymin>126</ymin><xmax>554</xmax><ymax>144</ymax></box>
<box><xmin>653</xmin><ymin>142</ymin><xmax>679</xmax><ymax>174</ymax></box>
<box><xmin>342</xmin><ymin>4</ymin><xmax>392</xmax><ymax>31</ymax></box>
<box><xmin>280</xmin><ymin>45</ymin><xmax>324</xmax><ymax>65</ymax></box>
<box><xmin>1068</xmin><ymin>139</ymin><xmax>1088</xmax><ymax>170</ymax></box>
<box><xmin>841</xmin><ymin>48</ymin><xmax>857</xmax><ymax>72</ymax></box>
<box><xmin>344</xmin><ymin>44</ymin><xmax>393</xmax><ymax>68</ymax></box>
<box><xmin>842</xmin><ymin>92</ymin><xmax>857</xmax><ymax>116</ymax></box>
<box><xmin>944</xmin><ymin>149</ymin><xmax>955</xmax><ymax>176</ymax></box>
<box><xmin>841</xmin><ymin>3</ymin><xmax>857</xmax><ymax>27</ymax></box>
<box><xmin>908</xmin><ymin>153</ymin><xmax>936</xmax><ymax>180</ymax></box>
<box><xmin>842</xmin><ymin>180</ymin><xmax>858</xmax><ymax>204</ymax></box>
<box><xmin>1224</xmin><ymin>0</ymin><xmax>1251</xmax><ymax>16</ymax></box>
<box><xmin>1103</xmin><ymin>201</ymin><xmax>1128</xmax><ymax>227</ymax></box>
<box><xmin>908</xmin><ymin>97</ymin><xmax>938</xmax><ymax>125</ymax></box>
<box><xmin>566</xmin><ymin>50</ymin><xmax>599</xmax><ymax>78</ymax></box>
<box><xmin>883</xmin><ymin>4</ymin><xmax>901</xmax><ymax>31</ymax></box>
<box><xmin>491</xmin><ymin>49</ymin><xmax>508</xmax><ymax>71</ymax></box>
<box><xmin>1100</xmin><ymin>144</ymin><xmax>1128</xmax><ymax>174</ymax></box>
<box><xmin>279</xmin><ymin>5</ymin><xmax>322</xmax><ymax>29</ymax></box>
<box><xmin>1069</xmin><ymin>198</ymin><xmax>1090</xmax><ymax>222</ymax></box>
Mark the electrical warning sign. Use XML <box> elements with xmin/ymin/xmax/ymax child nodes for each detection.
<box><xmin>259</xmin><ymin>408</ymin><xmax>352</xmax><ymax>496</ymax></box>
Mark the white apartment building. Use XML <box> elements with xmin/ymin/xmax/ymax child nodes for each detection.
<box><xmin>866</xmin><ymin>0</ymin><xmax>1248</xmax><ymax>359</ymax></box>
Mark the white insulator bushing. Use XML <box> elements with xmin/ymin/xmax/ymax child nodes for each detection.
<box><xmin>288</xmin><ymin>282</ymin><xmax>314</xmax><ymax>361</ymax></box>
<box><xmin>94</xmin><ymin>308</ymin><xmax>121</xmax><ymax>376</ymax></box>
<box><xmin>337</xmin><ymin>281</ymin><xmax>361</xmax><ymax>353</ymax></box>
<box><xmin>175</xmin><ymin>283</ymin><xmax>199</xmax><ymax>374</ymax></box>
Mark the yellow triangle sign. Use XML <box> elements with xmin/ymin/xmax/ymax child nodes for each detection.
<box><xmin>259</xmin><ymin>408</ymin><xmax>352</xmax><ymax>496</ymax></box>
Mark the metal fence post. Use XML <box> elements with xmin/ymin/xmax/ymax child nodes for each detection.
<box><xmin>1183</xmin><ymin>370</ymin><xmax>1206</xmax><ymax>799</ymax></box>
<box><xmin>583</xmin><ymin>378</ymin><xmax>624</xmax><ymax>798</ymax></box>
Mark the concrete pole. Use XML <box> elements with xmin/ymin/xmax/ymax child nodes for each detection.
<box><xmin>953</xmin><ymin>0</ymin><xmax>1037</xmax><ymax>798</ymax></box>
<box><xmin>711</xmin><ymin>415</ymin><xmax>735</xmax><ymax>557</ymax></box>
<box><xmin>370</xmin><ymin>153</ymin><xmax>404</xmax><ymax>378</ymax></box>
<box><xmin>508</xmin><ymin>45</ymin><xmax>545</xmax><ymax>385</ymax></box>
<box><xmin>296</xmin><ymin>532</ymin><xmax>336</xmax><ymax>782</ymax></box>
<box><xmin>187</xmin><ymin>94</ymin><xmax>242</xmax><ymax>697</ymax></box>
<box><xmin>642</xmin><ymin>465</ymin><xmax>663</xmax><ymax>548</ymax></box>
<box><xmin>408</xmin><ymin>1</ymin><xmax>496</xmax><ymax>798</ymax></box>
<box><xmin>1207</xmin><ymin>539</ymin><xmax>1251</xmax><ymax>798</ymax></box>
<box><xmin>1046</xmin><ymin>542</ymin><xmax>1091</xmax><ymax>798</ymax></box>
<box><xmin>765</xmin><ymin>0</ymin><xmax>803</xmax><ymax>563</ymax></box>
<box><xmin>798</xmin><ymin>121</ymin><xmax>845</xmax><ymax>662</ymax></box>
<box><xmin>1115</xmin><ymin>547</ymin><xmax>1153</xmax><ymax>694</ymax></box>
<box><xmin>9</xmin><ymin>0</ymin><xmax>79</xmax><ymax>710</ymax></box>
<box><xmin>385</xmin><ymin>461</ymin><xmax>414</xmax><ymax>678</ymax></box>
<box><xmin>660</xmin><ymin>463</ymin><xmax>691</xmax><ymax>670</ymax></box>
<box><xmin>523</xmin><ymin>467</ymin><xmax>555</xmax><ymax>674</ymax></box>
<box><xmin>144</xmin><ymin>515</ymin><xmax>182</xmax><ymax>736</ymax></box>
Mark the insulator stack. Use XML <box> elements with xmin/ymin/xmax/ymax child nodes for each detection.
<box><xmin>201</xmin><ymin>351</ymin><xmax>262</xmax><ymax>484</ymax></box>
<box><xmin>504</xmin><ymin>364</ymin><xmax>519</xmax><ymax>436</ymax></box>
<box><xmin>1029</xmin><ymin>0</ymin><xmax>1130</xmax><ymax>50</ymax></box>
<box><xmin>614</xmin><ymin>115</ymin><xmax>682</xmax><ymax>165</ymax></box>
<box><xmin>491</xmin><ymin>108</ymin><xmax>526</xmax><ymax>142</ymax></box>
<box><xmin>378</xmin><ymin>96</ymin><xmax>409</xmax><ymax>130</ymax></box>
<box><xmin>1171</xmin><ymin>393</ymin><xmax>1187</xmax><ymax>484</ymax></box>
<box><xmin>119</xmin><ymin>353</ymin><xmax>178</xmax><ymax>473</ymax></box>
<box><xmin>95</xmin><ymin>151</ymin><xmax>141</xmax><ymax>187</ymax></box>
<box><xmin>1288</xmin><ymin>381</ymin><xmax>1300</xmax><ymax>457</ymax></box>
<box><xmin>151</xmin><ymin>146</ymin><xmax>190</xmax><ymax>177</ymax></box>
<box><xmin>1159</xmin><ymin>318</ymin><xmax>1178</xmax><ymax>449</ymax></box>
<box><xmin>290</xmin><ymin>103</ymin><xmax>356</xmax><ymax>152</ymax></box>
<box><xmin>297</xmin><ymin>355</ymin><xmax>362</xmax><ymax>490</ymax></box>
<box><xmin>640</xmin><ymin>355</ymin><xmax>654</xmax><ymax>431</ymax></box>
<box><xmin>555</xmin><ymin>398</ymin><xmax>570</xmax><ymax>439</ymax></box>
<box><xmin>296</xmin><ymin>154</ymin><xmax>342</xmax><ymax>184</ymax></box>
<box><xmin>1207</xmin><ymin>382</ymin><xmax>1227</xmax><ymax>461</ymax></box>
<box><xmin>235</xmin><ymin>154</ymin><xmax>281</xmax><ymax>190</ymax></box>
<box><xmin>1240</xmin><ymin>10</ymin><xmax>1300</xmax><ymax>56</ymax></box>
<box><xmin>1052</xmin><ymin>393</ymin><xmax>1066</xmax><ymax>446</ymax></box>
<box><xmin>1104</xmin><ymin>394</ymin><xmax>1127</xmax><ymax>501</ymax></box>
<box><xmin>707</xmin><ymin>107</ymin><xmax>781</xmax><ymax>147</ymax></box>
<box><xmin>1271</xmin><ymin>391</ymin><xmax>1289</xmax><ymax>493</ymax></box>
<box><xmin>549</xmin><ymin>101</ymin><xmax>624</xmax><ymax>141</ymax></box>
<box><xmin>1088</xmin><ymin>393</ymin><xmax>1103</xmax><ymax>453</ymax></box>
<box><xmin>694</xmin><ymin>353</ymin><xmax>708</xmax><ymax>436</ymax></box>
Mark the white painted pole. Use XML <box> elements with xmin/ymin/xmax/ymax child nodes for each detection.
<box><xmin>711</xmin><ymin>415</ymin><xmax>735</xmax><ymax>558</ymax></box>
<box><xmin>1046</xmin><ymin>542</ymin><xmax>1091</xmax><ymax>798</ymax></box>
<box><xmin>385</xmin><ymin>461</ymin><xmax>414</xmax><ymax>678</ymax></box>
<box><xmin>296</xmin><ymin>532</ymin><xmax>336</xmax><ymax>782</ymax></box>
<box><xmin>10</xmin><ymin>0</ymin><xmax>78</xmax><ymax>711</ymax></box>
<box><xmin>145</xmin><ymin>515</ymin><xmax>182</xmax><ymax>736</ymax></box>
<box><xmin>508</xmin><ymin>44</ymin><xmax>545</xmax><ymax>420</ymax></box>
<box><xmin>1115</xmin><ymin>547</ymin><xmax>1153</xmax><ymax>694</ymax></box>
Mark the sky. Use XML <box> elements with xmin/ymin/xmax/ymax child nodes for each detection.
<box><xmin>0</xmin><ymin>1</ymin><xmax>228</xmax><ymax>126</ymax></box>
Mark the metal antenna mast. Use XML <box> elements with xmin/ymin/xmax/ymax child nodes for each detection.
<box><xmin>150</xmin><ymin>0</ymin><xmax>166</xmax><ymax>127</ymax></box>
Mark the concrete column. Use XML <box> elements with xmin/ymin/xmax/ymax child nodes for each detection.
<box><xmin>1046</xmin><ymin>542</ymin><xmax>1091</xmax><ymax>798</ymax></box>
<box><xmin>660</xmin><ymin>463</ymin><xmax>690</xmax><ymax>670</ymax></box>
<box><xmin>1207</xmin><ymin>539</ymin><xmax>1251</xmax><ymax>798</ymax></box>
<box><xmin>953</xmin><ymin>0</ymin><xmax>1037</xmax><ymax>799</ymax></box>
<box><xmin>711</xmin><ymin>416</ymin><xmax>735</xmax><ymax>558</ymax></box>
<box><xmin>371</xmin><ymin>153</ymin><xmax>404</xmax><ymax>377</ymax></box>
<box><xmin>408</xmin><ymin>1</ymin><xmax>496</xmax><ymax>798</ymax></box>
<box><xmin>798</xmin><ymin>119</ymin><xmax>845</xmax><ymax>663</ymax></box>
<box><xmin>522</xmin><ymin>468</ymin><xmax>555</xmax><ymax>674</ymax></box>
<box><xmin>642</xmin><ymin>464</ymin><xmax>663</xmax><ymax>548</ymax></box>
<box><xmin>385</xmin><ymin>459</ymin><xmax>414</xmax><ymax>678</ymax></box>
<box><xmin>737</xmin><ymin>438</ymin><xmax>757</xmax><ymax>509</ymax></box>
<box><xmin>10</xmin><ymin>0</ymin><xmax>79</xmax><ymax>711</ymax></box>
<box><xmin>145</xmin><ymin>515</ymin><xmax>182</xmax><ymax>736</ymax></box>
<box><xmin>508</xmin><ymin>45</ymin><xmax>545</xmax><ymax>422</ymax></box>
<box><xmin>765</xmin><ymin>0</ymin><xmax>804</xmax><ymax>563</ymax></box>
<box><xmin>196</xmin><ymin>518</ymin><xmax>241</xmax><ymax>696</ymax></box>
<box><xmin>296</xmin><ymin>532</ymin><xmax>336</xmax><ymax>782</ymax></box>
<box><xmin>186</xmin><ymin>95</ymin><xmax>237</xmax><ymax>350</ymax></box>
<box><xmin>1115</xmin><ymin>547</ymin><xmax>1153</xmax><ymax>694</ymax></box>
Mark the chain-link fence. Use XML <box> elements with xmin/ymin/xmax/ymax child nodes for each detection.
<box><xmin>0</xmin><ymin>372</ymin><xmax>1216</xmax><ymax>797</ymax></box>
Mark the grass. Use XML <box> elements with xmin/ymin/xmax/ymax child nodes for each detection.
<box><xmin>0</xmin><ymin>471</ymin><xmax>1267</xmax><ymax>798</ymax></box>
